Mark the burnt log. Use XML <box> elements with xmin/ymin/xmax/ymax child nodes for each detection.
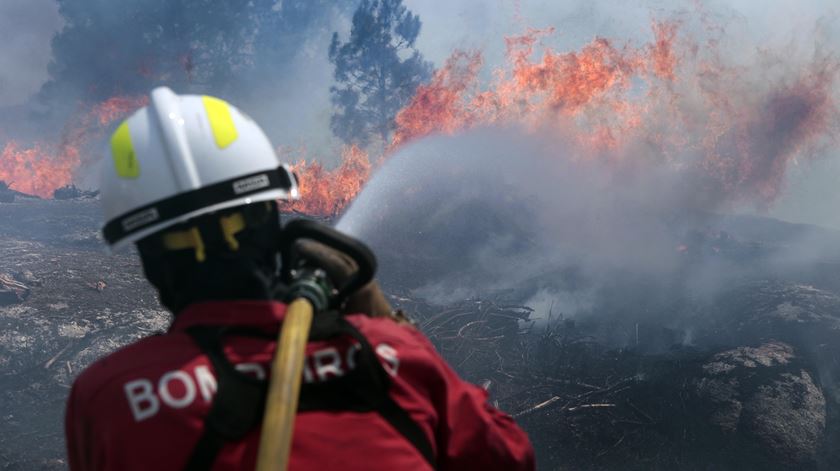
<box><xmin>53</xmin><ymin>184</ymin><xmax>100</xmax><ymax>200</ymax></box>
<box><xmin>0</xmin><ymin>273</ymin><xmax>29</xmax><ymax>304</ymax></box>
<box><xmin>0</xmin><ymin>181</ymin><xmax>14</xmax><ymax>203</ymax></box>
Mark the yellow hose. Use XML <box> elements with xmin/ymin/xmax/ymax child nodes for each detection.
<box><xmin>255</xmin><ymin>297</ymin><xmax>314</xmax><ymax>471</ymax></box>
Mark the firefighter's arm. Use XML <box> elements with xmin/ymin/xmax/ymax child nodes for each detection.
<box><xmin>409</xmin><ymin>330</ymin><xmax>536</xmax><ymax>471</ymax></box>
<box><xmin>292</xmin><ymin>240</ymin><xmax>405</xmax><ymax>322</ymax></box>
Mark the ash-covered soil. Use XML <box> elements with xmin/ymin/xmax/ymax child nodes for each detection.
<box><xmin>395</xmin><ymin>283</ymin><xmax>840</xmax><ymax>471</ymax></box>
<box><xmin>0</xmin><ymin>199</ymin><xmax>169</xmax><ymax>470</ymax></box>
<box><xmin>3</xmin><ymin>199</ymin><xmax>840</xmax><ymax>470</ymax></box>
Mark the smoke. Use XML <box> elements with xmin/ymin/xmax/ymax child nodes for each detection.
<box><xmin>406</xmin><ymin>1</ymin><xmax>840</xmax><ymax>68</ymax></box>
<box><xmin>338</xmin><ymin>127</ymin><xmax>840</xmax><ymax>354</ymax></box>
<box><xmin>338</xmin><ymin>129</ymin><xmax>681</xmax><ymax>301</ymax></box>
<box><xmin>0</xmin><ymin>0</ymin><xmax>62</xmax><ymax>108</ymax></box>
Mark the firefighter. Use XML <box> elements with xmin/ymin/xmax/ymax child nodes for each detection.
<box><xmin>65</xmin><ymin>87</ymin><xmax>535</xmax><ymax>470</ymax></box>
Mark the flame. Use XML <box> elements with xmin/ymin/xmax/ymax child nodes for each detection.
<box><xmin>649</xmin><ymin>21</ymin><xmax>679</xmax><ymax>81</ymax></box>
<box><xmin>391</xmin><ymin>51</ymin><xmax>485</xmax><ymax>148</ymax></box>
<box><xmin>229</xmin><ymin>20</ymin><xmax>839</xmax><ymax>217</ymax></box>
<box><xmin>8</xmin><ymin>18</ymin><xmax>834</xmax><ymax>217</ymax></box>
<box><xmin>393</xmin><ymin>24</ymin><xmax>674</xmax><ymax>150</ymax></box>
<box><xmin>0</xmin><ymin>96</ymin><xmax>146</xmax><ymax>198</ymax></box>
<box><xmin>697</xmin><ymin>67</ymin><xmax>837</xmax><ymax>206</ymax></box>
<box><xmin>389</xmin><ymin>20</ymin><xmax>838</xmax><ymax>209</ymax></box>
<box><xmin>0</xmin><ymin>141</ymin><xmax>76</xmax><ymax>198</ymax></box>
<box><xmin>291</xmin><ymin>20</ymin><xmax>837</xmax><ymax>216</ymax></box>
<box><xmin>280</xmin><ymin>145</ymin><xmax>372</xmax><ymax>217</ymax></box>
<box><xmin>88</xmin><ymin>96</ymin><xmax>148</xmax><ymax>126</ymax></box>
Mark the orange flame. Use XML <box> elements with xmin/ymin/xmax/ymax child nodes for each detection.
<box><xmin>280</xmin><ymin>145</ymin><xmax>372</xmax><ymax>217</ymax></box>
<box><xmin>389</xmin><ymin>20</ymin><xmax>837</xmax><ymax>209</ymax></box>
<box><xmin>393</xmin><ymin>22</ymin><xmax>680</xmax><ymax>151</ymax></box>
<box><xmin>391</xmin><ymin>51</ymin><xmax>484</xmax><ymax>148</ymax></box>
<box><xmin>255</xmin><ymin>20</ymin><xmax>838</xmax><ymax>217</ymax></box>
<box><xmin>9</xmin><ymin>18</ymin><xmax>835</xmax><ymax>218</ymax></box>
<box><xmin>88</xmin><ymin>96</ymin><xmax>148</xmax><ymax>126</ymax></box>
<box><xmin>292</xmin><ymin>20</ymin><xmax>838</xmax><ymax>216</ymax></box>
<box><xmin>0</xmin><ymin>96</ymin><xmax>146</xmax><ymax>198</ymax></box>
<box><xmin>0</xmin><ymin>141</ymin><xmax>77</xmax><ymax>198</ymax></box>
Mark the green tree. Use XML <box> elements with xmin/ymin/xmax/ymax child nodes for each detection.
<box><xmin>329</xmin><ymin>0</ymin><xmax>432</xmax><ymax>147</ymax></box>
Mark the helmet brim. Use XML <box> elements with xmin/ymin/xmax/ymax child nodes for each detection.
<box><xmin>103</xmin><ymin>166</ymin><xmax>299</xmax><ymax>251</ymax></box>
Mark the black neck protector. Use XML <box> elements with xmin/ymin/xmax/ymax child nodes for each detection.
<box><xmin>137</xmin><ymin>203</ymin><xmax>284</xmax><ymax>314</ymax></box>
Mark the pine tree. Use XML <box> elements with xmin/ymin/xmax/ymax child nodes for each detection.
<box><xmin>329</xmin><ymin>0</ymin><xmax>432</xmax><ymax>147</ymax></box>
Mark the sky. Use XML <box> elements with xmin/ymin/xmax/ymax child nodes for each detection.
<box><xmin>2</xmin><ymin>0</ymin><xmax>840</xmax><ymax>229</ymax></box>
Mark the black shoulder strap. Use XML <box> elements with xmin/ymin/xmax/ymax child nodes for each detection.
<box><xmin>183</xmin><ymin>326</ymin><xmax>267</xmax><ymax>471</ymax></box>
<box><xmin>305</xmin><ymin>312</ymin><xmax>437</xmax><ymax>467</ymax></box>
<box><xmin>183</xmin><ymin>315</ymin><xmax>437</xmax><ymax>471</ymax></box>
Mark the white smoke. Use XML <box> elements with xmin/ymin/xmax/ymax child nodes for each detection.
<box><xmin>339</xmin><ymin>128</ymin><xmax>692</xmax><ymax>306</ymax></box>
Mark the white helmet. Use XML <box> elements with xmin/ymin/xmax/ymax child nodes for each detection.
<box><xmin>101</xmin><ymin>87</ymin><xmax>298</xmax><ymax>250</ymax></box>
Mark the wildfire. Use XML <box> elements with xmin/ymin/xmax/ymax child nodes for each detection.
<box><xmin>5</xmin><ymin>17</ymin><xmax>836</xmax><ymax>216</ymax></box>
<box><xmin>390</xmin><ymin>50</ymin><xmax>485</xmax><ymax>148</ymax></box>
<box><xmin>280</xmin><ymin>145</ymin><xmax>372</xmax><ymax>217</ymax></box>
<box><xmin>89</xmin><ymin>96</ymin><xmax>148</xmax><ymax>126</ymax></box>
<box><xmin>392</xmin><ymin>22</ymin><xmax>679</xmax><ymax>151</ymax></box>
<box><xmin>0</xmin><ymin>96</ymin><xmax>145</xmax><ymax>198</ymax></box>
<box><xmin>387</xmin><ymin>19</ymin><xmax>837</xmax><ymax>211</ymax></box>
<box><xmin>0</xmin><ymin>141</ymin><xmax>76</xmax><ymax>198</ymax></box>
<box><xmin>298</xmin><ymin>19</ymin><xmax>759</xmax><ymax>216</ymax></box>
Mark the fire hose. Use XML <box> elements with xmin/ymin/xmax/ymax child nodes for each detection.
<box><xmin>255</xmin><ymin>219</ymin><xmax>377</xmax><ymax>471</ymax></box>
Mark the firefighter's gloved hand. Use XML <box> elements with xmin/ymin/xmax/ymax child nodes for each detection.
<box><xmin>292</xmin><ymin>240</ymin><xmax>412</xmax><ymax>325</ymax></box>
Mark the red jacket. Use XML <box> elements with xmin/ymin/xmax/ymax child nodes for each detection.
<box><xmin>65</xmin><ymin>300</ymin><xmax>535</xmax><ymax>470</ymax></box>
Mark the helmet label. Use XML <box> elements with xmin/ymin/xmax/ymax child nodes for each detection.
<box><xmin>232</xmin><ymin>174</ymin><xmax>270</xmax><ymax>194</ymax></box>
<box><xmin>122</xmin><ymin>207</ymin><xmax>160</xmax><ymax>232</ymax></box>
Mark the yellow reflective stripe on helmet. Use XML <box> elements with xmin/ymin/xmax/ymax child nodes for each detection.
<box><xmin>110</xmin><ymin>121</ymin><xmax>140</xmax><ymax>178</ymax></box>
<box><xmin>219</xmin><ymin>212</ymin><xmax>245</xmax><ymax>251</ymax></box>
<box><xmin>202</xmin><ymin>96</ymin><xmax>239</xmax><ymax>149</ymax></box>
<box><xmin>162</xmin><ymin>227</ymin><xmax>206</xmax><ymax>262</ymax></box>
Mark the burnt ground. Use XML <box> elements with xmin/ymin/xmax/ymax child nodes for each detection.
<box><xmin>3</xmin><ymin>199</ymin><xmax>840</xmax><ymax>469</ymax></box>
<box><xmin>0</xmin><ymin>199</ymin><xmax>169</xmax><ymax>469</ymax></box>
